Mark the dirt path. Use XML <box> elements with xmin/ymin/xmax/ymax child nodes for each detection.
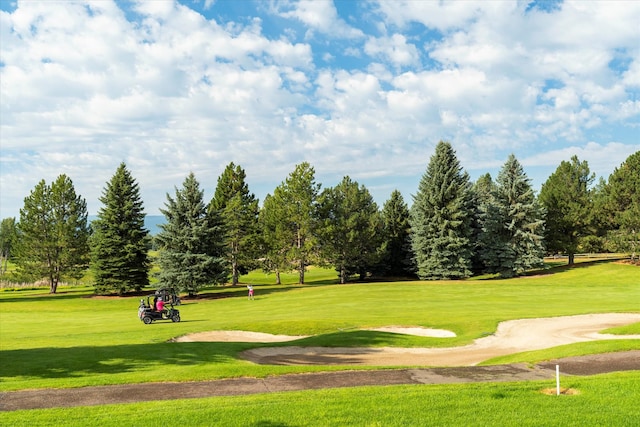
<box><xmin>2</xmin><ymin>351</ymin><xmax>639</xmax><ymax>411</ymax></box>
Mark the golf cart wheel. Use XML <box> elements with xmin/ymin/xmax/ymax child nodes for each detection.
<box><xmin>171</xmin><ymin>314</ymin><xmax>181</xmax><ymax>322</ymax></box>
<box><xmin>143</xmin><ymin>316</ymin><xmax>153</xmax><ymax>324</ymax></box>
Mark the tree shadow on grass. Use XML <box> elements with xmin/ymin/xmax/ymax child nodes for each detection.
<box><xmin>0</xmin><ymin>342</ymin><xmax>249</xmax><ymax>380</ymax></box>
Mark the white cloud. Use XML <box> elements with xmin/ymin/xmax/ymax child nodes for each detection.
<box><xmin>373</xmin><ymin>0</ymin><xmax>487</xmax><ymax>31</ymax></box>
<box><xmin>273</xmin><ymin>0</ymin><xmax>364</xmax><ymax>39</ymax></box>
<box><xmin>364</xmin><ymin>34</ymin><xmax>420</xmax><ymax>68</ymax></box>
<box><xmin>1</xmin><ymin>0</ymin><xmax>638</xmax><ymax>219</ymax></box>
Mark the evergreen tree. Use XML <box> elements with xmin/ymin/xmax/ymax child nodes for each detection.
<box><xmin>156</xmin><ymin>173</ymin><xmax>228</xmax><ymax>296</ymax></box>
<box><xmin>16</xmin><ymin>175</ymin><xmax>90</xmax><ymax>293</ymax></box>
<box><xmin>209</xmin><ymin>163</ymin><xmax>260</xmax><ymax>286</ymax></box>
<box><xmin>539</xmin><ymin>155</ymin><xmax>594</xmax><ymax>264</ymax></box>
<box><xmin>604</xmin><ymin>151</ymin><xmax>640</xmax><ymax>259</ymax></box>
<box><xmin>378</xmin><ymin>190</ymin><xmax>414</xmax><ymax>277</ymax></box>
<box><xmin>316</xmin><ymin>176</ymin><xmax>383</xmax><ymax>283</ymax></box>
<box><xmin>480</xmin><ymin>154</ymin><xmax>545</xmax><ymax>278</ymax></box>
<box><xmin>91</xmin><ymin>163</ymin><xmax>151</xmax><ymax>295</ymax></box>
<box><xmin>260</xmin><ymin>162</ymin><xmax>320</xmax><ymax>284</ymax></box>
<box><xmin>259</xmin><ymin>193</ymin><xmax>287</xmax><ymax>285</ymax></box>
<box><xmin>409</xmin><ymin>141</ymin><xmax>473</xmax><ymax>280</ymax></box>
<box><xmin>470</xmin><ymin>173</ymin><xmax>496</xmax><ymax>273</ymax></box>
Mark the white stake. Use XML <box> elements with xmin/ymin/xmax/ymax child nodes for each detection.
<box><xmin>556</xmin><ymin>365</ymin><xmax>560</xmax><ymax>395</ymax></box>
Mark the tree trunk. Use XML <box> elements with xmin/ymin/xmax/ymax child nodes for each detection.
<box><xmin>298</xmin><ymin>260</ymin><xmax>305</xmax><ymax>284</ymax></box>
<box><xmin>568</xmin><ymin>253</ymin><xmax>575</xmax><ymax>265</ymax></box>
<box><xmin>275</xmin><ymin>269</ymin><xmax>281</xmax><ymax>285</ymax></box>
<box><xmin>231</xmin><ymin>259</ymin><xmax>239</xmax><ymax>286</ymax></box>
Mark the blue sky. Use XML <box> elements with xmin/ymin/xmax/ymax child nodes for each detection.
<box><xmin>1</xmin><ymin>0</ymin><xmax>638</xmax><ymax>219</ymax></box>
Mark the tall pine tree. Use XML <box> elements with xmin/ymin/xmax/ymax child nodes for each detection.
<box><xmin>260</xmin><ymin>162</ymin><xmax>320</xmax><ymax>284</ymax></box>
<box><xmin>91</xmin><ymin>163</ymin><xmax>150</xmax><ymax>295</ymax></box>
<box><xmin>539</xmin><ymin>155</ymin><xmax>594</xmax><ymax>264</ymax></box>
<box><xmin>410</xmin><ymin>141</ymin><xmax>473</xmax><ymax>280</ymax></box>
<box><xmin>209</xmin><ymin>163</ymin><xmax>260</xmax><ymax>286</ymax></box>
<box><xmin>470</xmin><ymin>173</ymin><xmax>496</xmax><ymax>274</ymax></box>
<box><xmin>259</xmin><ymin>193</ymin><xmax>287</xmax><ymax>285</ymax></box>
<box><xmin>480</xmin><ymin>154</ymin><xmax>545</xmax><ymax>277</ymax></box>
<box><xmin>603</xmin><ymin>151</ymin><xmax>640</xmax><ymax>259</ymax></box>
<box><xmin>16</xmin><ymin>175</ymin><xmax>90</xmax><ymax>293</ymax></box>
<box><xmin>379</xmin><ymin>190</ymin><xmax>414</xmax><ymax>277</ymax></box>
<box><xmin>156</xmin><ymin>173</ymin><xmax>228</xmax><ymax>296</ymax></box>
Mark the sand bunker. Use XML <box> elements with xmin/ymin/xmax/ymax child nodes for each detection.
<box><xmin>239</xmin><ymin>313</ymin><xmax>640</xmax><ymax>366</ymax></box>
<box><xmin>367</xmin><ymin>326</ymin><xmax>456</xmax><ymax>338</ymax></box>
<box><xmin>174</xmin><ymin>326</ymin><xmax>456</xmax><ymax>343</ymax></box>
<box><xmin>174</xmin><ymin>330</ymin><xmax>310</xmax><ymax>343</ymax></box>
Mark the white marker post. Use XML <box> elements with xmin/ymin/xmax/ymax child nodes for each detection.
<box><xmin>556</xmin><ymin>365</ymin><xmax>560</xmax><ymax>395</ymax></box>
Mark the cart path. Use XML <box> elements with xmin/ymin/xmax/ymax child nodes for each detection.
<box><xmin>2</xmin><ymin>351</ymin><xmax>639</xmax><ymax>411</ymax></box>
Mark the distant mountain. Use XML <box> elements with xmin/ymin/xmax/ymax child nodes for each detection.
<box><xmin>88</xmin><ymin>215</ymin><xmax>165</xmax><ymax>235</ymax></box>
<box><xmin>144</xmin><ymin>215</ymin><xmax>165</xmax><ymax>235</ymax></box>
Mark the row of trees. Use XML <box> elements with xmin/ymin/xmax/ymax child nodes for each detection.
<box><xmin>1</xmin><ymin>146</ymin><xmax>638</xmax><ymax>294</ymax></box>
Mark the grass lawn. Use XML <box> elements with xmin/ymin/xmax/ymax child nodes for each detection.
<box><xmin>3</xmin><ymin>373</ymin><xmax>640</xmax><ymax>426</ymax></box>
<box><xmin>1</xmin><ymin>261</ymin><xmax>639</xmax><ymax>424</ymax></box>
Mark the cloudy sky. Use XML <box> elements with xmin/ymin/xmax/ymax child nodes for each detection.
<box><xmin>1</xmin><ymin>0</ymin><xmax>639</xmax><ymax>219</ymax></box>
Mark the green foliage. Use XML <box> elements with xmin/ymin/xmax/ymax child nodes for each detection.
<box><xmin>539</xmin><ymin>155</ymin><xmax>595</xmax><ymax>263</ymax></box>
<box><xmin>603</xmin><ymin>151</ymin><xmax>640</xmax><ymax>257</ymax></box>
<box><xmin>378</xmin><ymin>189</ymin><xmax>414</xmax><ymax>276</ymax></box>
<box><xmin>259</xmin><ymin>162</ymin><xmax>321</xmax><ymax>284</ymax></box>
<box><xmin>470</xmin><ymin>173</ymin><xmax>496</xmax><ymax>273</ymax></box>
<box><xmin>15</xmin><ymin>175</ymin><xmax>90</xmax><ymax>293</ymax></box>
<box><xmin>316</xmin><ymin>176</ymin><xmax>383</xmax><ymax>283</ymax></box>
<box><xmin>0</xmin><ymin>216</ymin><xmax>18</xmax><ymax>275</ymax></box>
<box><xmin>155</xmin><ymin>173</ymin><xmax>228</xmax><ymax>296</ymax></box>
<box><xmin>410</xmin><ymin>141</ymin><xmax>473</xmax><ymax>279</ymax></box>
<box><xmin>479</xmin><ymin>154</ymin><xmax>545</xmax><ymax>278</ymax></box>
<box><xmin>90</xmin><ymin>163</ymin><xmax>151</xmax><ymax>295</ymax></box>
<box><xmin>208</xmin><ymin>163</ymin><xmax>260</xmax><ymax>285</ymax></box>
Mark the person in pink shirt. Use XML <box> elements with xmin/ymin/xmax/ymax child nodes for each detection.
<box><xmin>156</xmin><ymin>297</ymin><xmax>165</xmax><ymax>312</ymax></box>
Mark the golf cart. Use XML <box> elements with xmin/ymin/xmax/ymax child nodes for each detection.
<box><xmin>138</xmin><ymin>289</ymin><xmax>181</xmax><ymax>324</ymax></box>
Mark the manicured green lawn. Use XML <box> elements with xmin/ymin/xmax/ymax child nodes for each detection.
<box><xmin>1</xmin><ymin>261</ymin><xmax>639</xmax><ymax>425</ymax></box>
<box><xmin>1</xmin><ymin>261</ymin><xmax>638</xmax><ymax>393</ymax></box>
<box><xmin>3</xmin><ymin>373</ymin><xmax>639</xmax><ymax>426</ymax></box>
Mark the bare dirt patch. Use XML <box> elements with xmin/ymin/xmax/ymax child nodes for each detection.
<box><xmin>540</xmin><ymin>387</ymin><xmax>580</xmax><ymax>395</ymax></box>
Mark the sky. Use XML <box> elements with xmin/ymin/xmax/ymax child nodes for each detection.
<box><xmin>1</xmin><ymin>0</ymin><xmax>639</xmax><ymax>219</ymax></box>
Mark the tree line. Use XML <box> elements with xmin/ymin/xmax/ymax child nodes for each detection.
<box><xmin>1</xmin><ymin>144</ymin><xmax>638</xmax><ymax>294</ymax></box>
